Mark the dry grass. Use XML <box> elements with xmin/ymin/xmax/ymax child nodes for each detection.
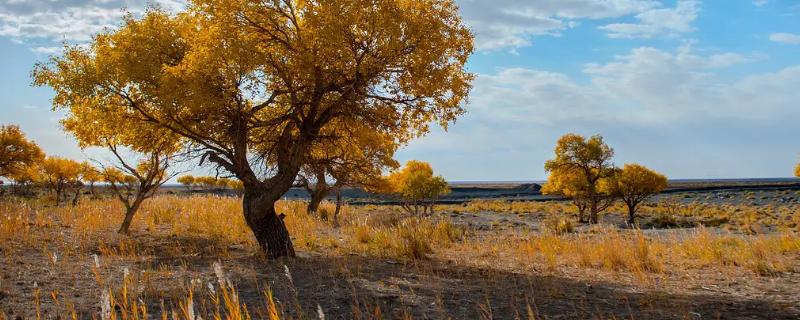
<box><xmin>0</xmin><ymin>194</ymin><xmax>799</xmax><ymax>318</ymax></box>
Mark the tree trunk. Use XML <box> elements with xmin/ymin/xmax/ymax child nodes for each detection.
<box><xmin>306</xmin><ymin>188</ymin><xmax>327</xmax><ymax>217</ymax></box>
<box><xmin>71</xmin><ymin>188</ymin><xmax>81</xmax><ymax>207</ymax></box>
<box><xmin>118</xmin><ymin>198</ymin><xmax>143</xmax><ymax>234</ymax></box>
<box><xmin>55</xmin><ymin>186</ymin><xmax>63</xmax><ymax>206</ymax></box>
<box><xmin>626</xmin><ymin>203</ymin><xmax>636</xmax><ymax>225</ymax></box>
<box><xmin>333</xmin><ymin>190</ymin><xmax>342</xmax><ymax>226</ymax></box>
<box><xmin>589</xmin><ymin>201</ymin><xmax>599</xmax><ymax>224</ymax></box>
<box><xmin>243</xmin><ymin>189</ymin><xmax>295</xmax><ymax>259</ymax></box>
<box><xmin>575</xmin><ymin>200</ymin><xmax>587</xmax><ymax>223</ymax></box>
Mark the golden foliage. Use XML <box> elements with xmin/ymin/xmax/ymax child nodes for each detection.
<box><xmin>543</xmin><ymin>134</ymin><xmax>616</xmax><ymax>223</ymax></box>
<box><xmin>381</xmin><ymin>160</ymin><xmax>449</xmax><ymax>214</ymax></box>
<box><xmin>0</xmin><ymin>125</ymin><xmax>44</xmax><ymax>178</ymax></box>
<box><xmin>605</xmin><ymin>163</ymin><xmax>668</xmax><ymax>223</ymax></box>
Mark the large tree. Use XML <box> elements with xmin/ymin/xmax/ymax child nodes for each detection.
<box><xmin>0</xmin><ymin>125</ymin><xmax>44</xmax><ymax>179</ymax></box>
<box><xmin>34</xmin><ymin>0</ymin><xmax>473</xmax><ymax>258</ymax></box>
<box><xmin>544</xmin><ymin>134</ymin><xmax>616</xmax><ymax>224</ymax></box>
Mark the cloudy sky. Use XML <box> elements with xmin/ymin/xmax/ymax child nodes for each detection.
<box><xmin>1</xmin><ymin>0</ymin><xmax>799</xmax><ymax>181</ymax></box>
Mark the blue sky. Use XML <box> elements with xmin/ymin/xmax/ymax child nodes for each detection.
<box><xmin>1</xmin><ymin>0</ymin><xmax>799</xmax><ymax>181</ymax></box>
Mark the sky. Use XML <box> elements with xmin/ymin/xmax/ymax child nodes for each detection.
<box><xmin>1</xmin><ymin>0</ymin><xmax>799</xmax><ymax>181</ymax></box>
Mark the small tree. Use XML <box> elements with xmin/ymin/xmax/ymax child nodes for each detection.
<box><xmin>196</xmin><ymin>176</ymin><xmax>218</xmax><ymax>190</ymax></box>
<box><xmin>7</xmin><ymin>164</ymin><xmax>41</xmax><ymax>196</ymax></box>
<box><xmin>605</xmin><ymin>164</ymin><xmax>668</xmax><ymax>225</ymax></box>
<box><xmin>102</xmin><ymin>147</ymin><xmax>174</xmax><ymax>234</ymax></box>
<box><xmin>80</xmin><ymin>163</ymin><xmax>102</xmax><ymax>199</ymax></box>
<box><xmin>385</xmin><ymin>161</ymin><xmax>449</xmax><ymax>215</ymax></box>
<box><xmin>795</xmin><ymin>163</ymin><xmax>800</xmax><ymax>177</ymax></box>
<box><xmin>40</xmin><ymin>157</ymin><xmax>82</xmax><ymax>206</ymax></box>
<box><xmin>177</xmin><ymin>175</ymin><xmax>195</xmax><ymax>192</ymax></box>
<box><xmin>0</xmin><ymin>125</ymin><xmax>44</xmax><ymax>180</ymax></box>
<box><xmin>544</xmin><ymin>134</ymin><xmax>616</xmax><ymax>224</ymax></box>
<box><xmin>297</xmin><ymin>125</ymin><xmax>399</xmax><ymax>221</ymax></box>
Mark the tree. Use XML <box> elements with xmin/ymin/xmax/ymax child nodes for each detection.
<box><xmin>178</xmin><ymin>175</ymin><xmax>195</xmax><ymax>192</ymax></box>
<box><xmin>34</xmin><ymin>0</ymin><xmax>473</xmax><ymax>258</ymax></box>
<box><xmin>196</xmin><ymin>176</ymin><xmax>218</xmax><ymax>190</ymax></box>
<box><xmin>795</xmin><ymin>163</ymin><xmax>800</xmax><ymax>177</ymax></box>
<box><xmin>605</xmin><ymin>164</ymin><xmax>667</xmax><ymax>225</ymax></box>
<box><xmin>541</xmin><ymin>167</ymin><xmax>591</xmax><ymax>223</ymax></box>
<box><xmin>0</xmin><ymin>125</ymin><xmax>44</xmax><ymax>179</ymax></box>
<box><xmin>6</xmin><ymin>164</ymin><xmax>41</xmax><ymax>196</ymax></box>
<box><xmin>80</xmin><ymin>163</ymin><xmax>102</xmax><ymax>199</ymax></box>
<box><xmin>297</xmin><ymin>124</ymin><xmax>399</xmax><ymax>222</ymax></box>
<box><xmin>101</xmin><ymin>149</ymin><xmax>173</xmax><ymax>234</ymax></box>
<box><xmin>384</xmin><ymin>160</ymin><xmax>450</xmax><ymax>215</ymax></box>
<box><xmin>544</xmin><ymin>134</ymin><xmax>616</xmax><ymax>224</ymax></box>
<box><xmin>40</xmin><ymin>157</ymin><xmax>82</xmax><ymax>206</ymax></box>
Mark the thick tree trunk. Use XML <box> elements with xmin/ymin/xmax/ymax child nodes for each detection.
<box><xmin>589</xmin><ymin>201</ymin><xmax>599</xmax><ymax>224</ymax></box>
<box><xmin>118</xmin><ymin>198</ymin><xmax>143</xmax><ymax>234</ymax></box>
<box><xmin>55</xmin><ymin>187</ymin><xmax>63</xmax><ymax>206</ymax></box>
<box><xmin>626</xmin><ymin>203</ymin><xmax>637</xmax><ymax>225</ymax></box>
<box><xmin>71</xmin><ymin>188</ymin><xmax>81</xmax><ymax>207</ymax></box>
<box><xmin>306</xmin><ymin>188</ymin><xmax>327</xmax><ymax>217</ymax></box>
<box><xmin>243</xmin><ymin>189</ymin><xmax>295</xmax><ymax>259</ymax></box>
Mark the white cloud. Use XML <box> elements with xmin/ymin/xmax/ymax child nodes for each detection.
<box><xmin>769</xmin><ymin>32</ymin><xmax>800</xmax><ymax>45</ymax></box>
<box><xmin>599</xmin><ymin>0</ymin><xmax>700</xmax><ymax>39</ymax></box>
<box><xmin>456</xmin><ymin>0</ymin><xmax>659</xmax><ymax>51</ymax></box>
<box><xmin>753</xmin><ymin>0</ymin><xmax>768</xmax><ymax>7</ymax></box>
<box><xmin>401</xmin><ymin>45</ymin><xmax>800</xmax><ymax>180</ymax></box>
<box><xmin>0</xmin><ymin>0</ymin><xmax>182</xmax><ymax>45</ymax></box>
<box><xmin>469</xmin><ymin>45</ymin><xmax>793</xmax><ymax>127</ymax></box>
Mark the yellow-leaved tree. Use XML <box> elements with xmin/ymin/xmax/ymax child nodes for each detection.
<box><xmin>35</xmin><ymin>60</ymin><xmax>180</xmax><ymax>232</ymax></box>
<box><xmin>604</xmin><ymin>164</ymin><xmax>667</xmax><ymax>225</ymax></box>
<box><xmin>40</xmin><ymin>156</ymin><xmax>82</xmax><ymax>206</ymax></box>
<box><xmin>6</xmin><ymin>164</ymin><xmax>42</xmax><ymax>196</ymax></box>
<box><xmin>297</xmin><ymin>122</ymin><xmax>399</xmax><ymax>222</ymax></box>
<box><xmin>177</xmin><ymin>175</ymin><xmax>195</xmax><ymax>192</ymax></box>
<box><xmin>80</xmin><ymin>163</ymin><xmax>102</xmax><ymax>199</ymax></box>
<box><xmin>384</xmin><ymin>160</ymin><xmax>449</xmax><ymax>215</ymax></box>
<box><xmin>795</xmin><ymin>162</ymin><xmax>800</xmax><ymax>177</ymax></box>
<box><xmin>541</xmin><ymin>167</ymin><xmax>591</xmax><ymax>222</ymax></box>
<box><xmin>543</xmin><ymin>134</ymin><xmax>616</xmax><ymax>224</ymax></box>
<box><xmin>34</xmin><ymin>0</ymin><xmax>473</xmax><ymax>257</ymax></box>
<box><xmin>0</xmin><ymin>125</ymin><xmax>44</xmax><ymax>180</ymax></box>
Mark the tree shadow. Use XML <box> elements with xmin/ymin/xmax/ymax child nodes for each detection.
<box><xmin>179</xmin><ymin>254</ymin><xmax>798</xmax><ymax>320</ymax></box>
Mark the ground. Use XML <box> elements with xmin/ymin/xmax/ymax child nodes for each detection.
<box><xmin>0</xmin><ymin>187</ymin><xmax>799</xmax><ymax>319</ymax></box>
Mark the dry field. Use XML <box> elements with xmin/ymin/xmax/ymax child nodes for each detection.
<box><xmin>1</xmin><ymin>191</ymin><xmax>799</xmax><ymax>319</ymax></box>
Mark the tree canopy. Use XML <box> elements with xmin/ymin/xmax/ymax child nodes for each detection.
<box><xmin>384</xmin><ymin>160</ymin><xmax>449</xmax><ymax>215</ymax></box>
<box><xmin>0</xmin><ymin>125</ymin><xmax>44</xmax><ymax>179</ymax></box>
<box><xmin>605</xmin><ymin>163</ymin><xmax>668</xmax><ymax>224</ymax></box>
<box><xmin>33</xmin><ymin>0</ymin><xmax>473</xmax><ymax>258</ymax></box>
<box><xmin>543</xmin><ymin>134</ymin><xmax>616</xmax><ymax>224</ymax></box>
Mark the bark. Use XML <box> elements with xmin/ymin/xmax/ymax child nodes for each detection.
<box><xmin>243</xmin><ymin>188</ymin><xmax>295</xmax><ymax>259</ymax></box>
<box><xmin>71</xmin><ymin>187</ymin><xmax>81</xmax><ymax>207</ymax></box>
<box><xmin>306</xmin><ymin>188</ymin><xmax>327</xmax><ymax>217</ymax></box>
<box><xmin>118</xmin><ymin>198</ymin><xmax>144</xmax><ymax>234</ymax></box>
<box><xmin>625</xmin><ymin>199</ymin><xmax>640</xmax><ymax>225</ymax></box>
<box><xmin>55</xmin><ymin>185</ymin><xmax>63</xmax><ymax>206</ymax></box>
<box><xmin>333</xmin><ymin>190</ymin><xmax>342</xmax><ymax>226</ymax></box>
